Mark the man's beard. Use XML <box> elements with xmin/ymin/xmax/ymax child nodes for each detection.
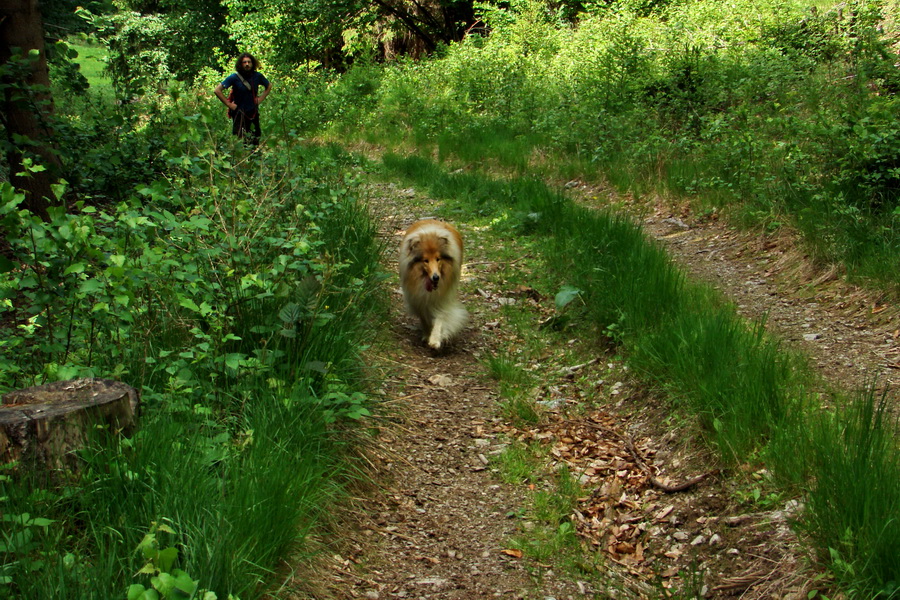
<box><xmin>238</xmin><ymin>64</ymin><xmax>253</xmax><ymax>75</ymax></box>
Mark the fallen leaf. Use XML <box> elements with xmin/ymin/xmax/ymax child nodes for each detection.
<box><xmin>635</xmin><ymin>542</ymin><xmax>644</xmax><ymax>562</ymax></box>
<box><xmin>428</xmin><ymin>374</ymin><xmax>453</xmax><ymax>387</ymax></box>
<box><xmin>654</xmin><ymin>505</ymin><xmax>675</xmax><ymax>522</ymax></box>
<box><xmin>501</xmin><ymin>549</ymin><xmax>524</xmax><ymax>559</ymax></box>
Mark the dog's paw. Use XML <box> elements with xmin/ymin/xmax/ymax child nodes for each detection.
<box><xmin>427</xmin><ymin>337</ymin><xmax>442</xmax><ymax>350</ymax></box>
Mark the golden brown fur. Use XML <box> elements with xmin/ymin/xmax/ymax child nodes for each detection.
<box><xmin>399</xmin><ymin>219</ymin><xmax>467</xmax><ymax>349</ymax></box>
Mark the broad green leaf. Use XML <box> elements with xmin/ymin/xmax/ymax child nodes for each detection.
<box><xmin>79</xmin><ymin>278</ymin><xmax>105</xmax><ymax>293</ymax></box>
<box><xmin>305</xmin><ymin>361</ymin><xmax>328</xmax><ymax>374</ymax></box>
<box><xmin>179</xmin><ymin>298</ymin><xmax>200</xmax><ymax>312</ymax></box>
<box><xmin>224</xmin><ymin>353</ymin><xmax>244</xmax><ymax>370</ymax></box>
<box><xmin>156</xmin><ymin>547</ymin><xmax>178</xmax><ymax>573</ymax></box>
<box><xmin>171</xmin><ymin>569</ymin><xmax>199</xmax><ymax>595</ymax></box>
<box><xmin>127</xmin><ymin>584</ymin><xmax>150</xmax><ymax>600</ymax></box>
<box><xmin>63</xmin><ymin>262</ymin><xmax>86</xmax><ymax>276</ymax></box>
<box><xmin>50</xmin><ymin>182</ymin><xmax>67</xmax><ymax>200</ymax></box>
<box><xmin>137</xmin><ymin>532</ymin><xmax>157</xmax><ymax>553</ymax></box>
<box><xmin>554</xmin><ymin>286</ymin><xmax>582</xmax><ymax>310</ymax></box>
<box><xmin>347</xmin><ymin>407</ymin><xmax>371</xmax><ymax>419</ymax></box>
<box><xmin>55</xmin><ymin>365</ymin><xmax>81</xmax><ymax>380</ymax></box>
<box><xmin>151</xmin><ymin>574</ymin><xmax>174</xmax><ymax>595</ymax></box>
<box><xmin>279</xmin><ymin>302</ymin><xmax>302</xmax><ymax>324</ymax></box>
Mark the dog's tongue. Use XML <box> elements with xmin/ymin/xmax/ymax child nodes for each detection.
<box><xmin>425</xmin><ymin>279</ymin><xmax>435</xmax><ymax>292</ymax></box>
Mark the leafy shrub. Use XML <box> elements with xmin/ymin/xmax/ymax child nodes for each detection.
<box><xmin>0</xmin><ymin>97</ymin><xmax>386</xmax><ymax>597</ymax></box>
<box><xmin>78</xmin><ymin>9</ymin><xmax>174</xmax><ymax>100</ymax></box>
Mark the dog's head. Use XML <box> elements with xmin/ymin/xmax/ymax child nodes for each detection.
<box><xmin>405</xmin><ymin>233</ymin><xmax>454</xmax><ymax>292</ymax></box>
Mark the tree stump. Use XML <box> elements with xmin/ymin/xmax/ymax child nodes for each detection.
<box><xmin>0</xmin><ymin>378</ymin><xmax>139</xmax><ymax>471</ymax></box>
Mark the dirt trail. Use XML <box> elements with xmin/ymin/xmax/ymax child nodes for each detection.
<box><xmin>334</xmin><ymin>325</ymin><xmax>586</xmax><ymax>599</ymax></box>
<box><xmin>316</xmin><ymin>185</ymin><xmax>588</xmax><ymax>599</ymax></box>
<box><xmin>313</xmin><ymin>178</ymin><xmax>898</xmax><ymax>600</ymax></box>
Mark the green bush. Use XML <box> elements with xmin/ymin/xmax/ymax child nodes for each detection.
<box><xmin>348</xmin><ymin>0</ymin><xmax>899</xmax><ymax>291</ymax></box>
<box><xmin>0</xmin><ymin>97</ymin><xmax>387</xmax><ymax>598</ymax></box>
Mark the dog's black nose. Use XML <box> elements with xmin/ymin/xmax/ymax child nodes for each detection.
<box><xmin>431</xmin><ymin>273</ymin><xmax>440</xmax><ymax>284</ymax></box>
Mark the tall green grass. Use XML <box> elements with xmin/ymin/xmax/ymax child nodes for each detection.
<box><xmin>4</xmin><ymin>397</ymin><xmax>345</xmax><ymax>598</ymax></box>
<box><xmin>378</xmin><ymin>153</ymin><xmax>900</xmax><ymax>597</ymax></box>
<box><xmin>772</xmin><ymin>389</ymin><xmax>900</xmax><ymax>597</ymax></box>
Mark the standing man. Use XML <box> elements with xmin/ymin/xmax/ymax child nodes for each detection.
<box><xmin>214</xmin><ymin>53</ymin><xmax>272</xmax><ymax>146</ymax></box>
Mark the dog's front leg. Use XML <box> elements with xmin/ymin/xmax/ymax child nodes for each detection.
<box><xmin>428</xmin><ymin>319</ymin><xmax>444</xmax><ymax>349</ymax></box>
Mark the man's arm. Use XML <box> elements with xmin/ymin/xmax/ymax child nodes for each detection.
<box><xmin>255</xmin><ymin>81</ymin><xmax>272</xmax><ymax>105</ymax></box>
<box><xmin>214</xmin><ymin>83</ymin><xmax>237</xmax><ymax>111</ymax></box>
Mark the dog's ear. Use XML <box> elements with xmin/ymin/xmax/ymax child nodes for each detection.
<box><xmin>406</xmin><ymin>238</ymin><xmax>420</xmax><ymax>254</ymax></box>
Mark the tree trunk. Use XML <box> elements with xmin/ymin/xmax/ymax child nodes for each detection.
<box><xmin>0</xmin><ymin>0</ymin><xmax>60</xmax><ymax>221</ymax></box>
<box><xmin>0</xmin><ymin>379</ymin><xmax>140</xmax><ymax>472</ymax></box>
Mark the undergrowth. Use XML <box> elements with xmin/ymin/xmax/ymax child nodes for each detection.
<box><xmin>0</xmin><ymin>103</ymin><xmax>388</xmax><ymax>598</ymax></box>
<box><xmin>332</xmin><ymin>0</ymin><xmax>900</xmax><ymax>295</ymax></box>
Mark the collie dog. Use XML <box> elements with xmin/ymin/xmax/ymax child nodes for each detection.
<box><xmin>399</xmin><ymin>219</ymin><xmax>468</xmax><ymax>350</ymax></box>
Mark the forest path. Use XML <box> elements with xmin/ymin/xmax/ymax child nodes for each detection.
<box><xmin>316</xmin><ymin>183</ymin><xmax>590</xmax><ymax>599</ymax></box>
<box><xmin>311</xmin><ymin>167</ymin><xmax>898</xmax><ymax>600</ymax></box>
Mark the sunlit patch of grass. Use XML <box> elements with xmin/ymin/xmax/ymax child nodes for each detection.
<box><xmin>509</xmin><ymin>467</ymin><xmax>592</xmax><ymax>575</ymax></box>
<box><xmin>486</xmin><ymin>353</ymin><xmax>532</xmax><ymax>389</ymax></box>
<box><xmin>484</xmin><ymin>341</ymin><xmax>542</xmax><ymax>424</ymax></box>
<box><xmin>486</xmin><ymin>353</ymin><xmax>540</xmax><ymax>423</ymax></box>
<box><xmin>531</xmin><ymin>466</ymin><xmax>581</xmax><ymax>525</ymax></box>
<box><xmin>496</xmin><ymin>441</ymin><xmax>545</xmax><ymax>484</ymax></box>
<box><xmin>772</xmin><ymin>387</ymin><xmax>900</xmax><ymax>597</ymax></box>
<box><xmin>67</xmin><ymin>36</ymin><xmax>112</xmax><ymax>95</ymax></box>
<box><xmin>499</xmin><ymin>396</ymin><xmax>542</xmax><ymax>425</ymax></box>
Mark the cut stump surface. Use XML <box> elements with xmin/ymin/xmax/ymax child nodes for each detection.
<box><xmin>0</xmin><ymin>378</ymin><xmax>139</xmax><ymax>471</ymax></box>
